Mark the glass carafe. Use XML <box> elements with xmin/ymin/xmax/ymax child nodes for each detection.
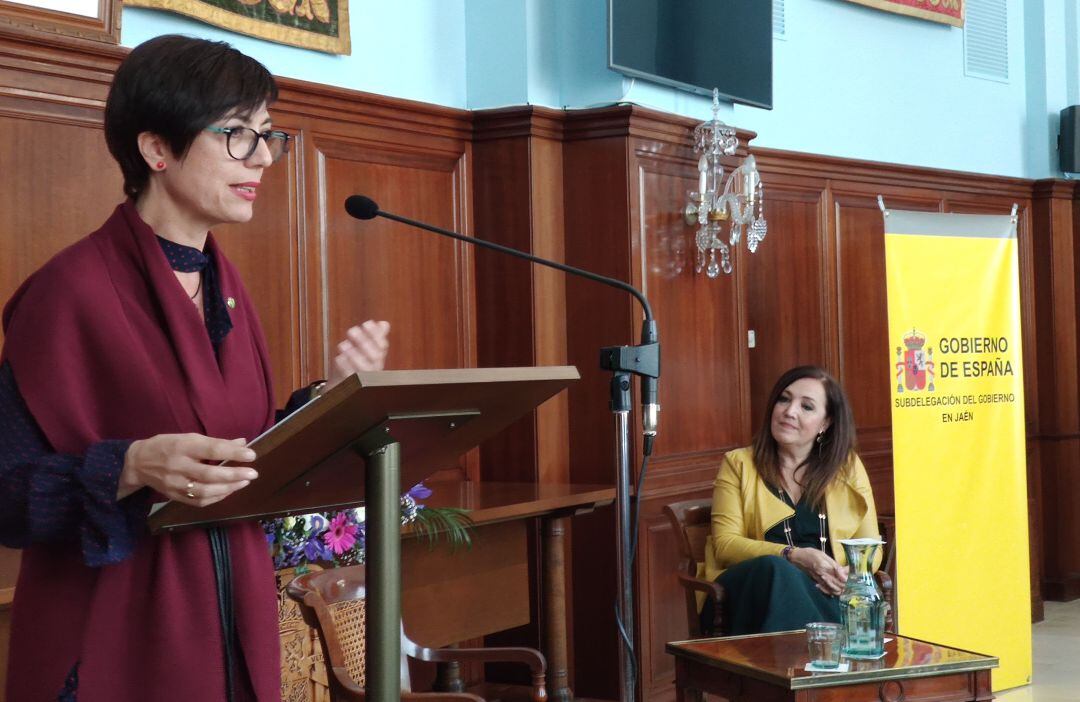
<box><xmin>839</xmin><ymin>538</ymin><xmax>889</xmax><ymax>659</ymax></box>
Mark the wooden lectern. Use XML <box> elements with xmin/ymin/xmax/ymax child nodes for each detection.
<box><xmin>150</xmin><ymin>366</ymin><xmax>579</xmax><ymax>702</ymax></box>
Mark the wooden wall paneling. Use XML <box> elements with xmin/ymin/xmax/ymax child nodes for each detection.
<box><xmin>629</xmin><ymin>134</ymin><xmax>755</xmax><ymax>700</ymax></box>
<box><xmin>1030</xmin><ymin>180</ymin><xmax>1080</xmax><ymax>602</ymax></box>
<box><xmin>469</xmin><ymin>124</ymin><xmax>545</xmax><ymax>671</ymax></box>
<box><xmin>315</xmin><ymin>138</ymin><xmax>474</xmax><ymax>370</ymax></box>
<box><xmin>744</xmin><ymin>181</ymin><xmax>829</xmax><ymax>425</ymax></box>
<box><xmin>631</xmin><ymin>141</ymin><xmax>748</xmax><ymax>479</ymax></box>
<box><xmin>470</xmin><ymin>107</ymin><xmax>572</xmax><ymax>690</ymax></box>
<box><xmin>0</xmin><ymin>74</ymin><xmax>120</xmax><ymax>323</ymax></box>
<box><xmin>309</xmin><ymin>135</ymin><xmax>477</xmax><ymax>482</ymax></box>
<box><xmin>0</xmin><ymin>28</ymin><xmax>122</xmax><ymax>111</ymax></box>
<box><xmin>527</xmin><ymin>130</ymin><xmax>572</xmax><ymax>487</ymax></box>
<box><xmin>272</xmin><ymin>78</ymin><xmax>476</xmax><ymax>380</ymax></box>
<box><xmin>830</xmin><ymin>189</ymin><xmax>941</xmax><ymax>518</ymax></box>
<box><xmin>831</xmin><ymin>189</ymin><xmax>941</xmax><ymax>435</ymax></box>
<box><xmin>0</xmin><ymin>116</ymin><xmax>121</xmax><ymax>322</ymax></box>
<box><xmin>1027</xmin><ymin>438</ymin><xmax>1045</xmax><ymax>621</ymax></box>
<box><xmin>471</xmin><ymin>107</ymin><xmax>570</xmax><ymax>485</ymax></box>
<box><xmin>1029</xmin><ymin>183</ymin><xmax>1063</xmax><ymax>601</ymax></box>
<box><xmin>562</xmin><ymin>124</ymin><xmax>635</xmax><ymax>700</ymax></box>
<box><xmin>753</xmin><ymin>148</ymin><xmax>1035</xmax><ymax>202</ymax></box>
<box><xmin>471</xmin><ymin>128</ymin><xmax>538</xmax><ymax>482</ymax></box>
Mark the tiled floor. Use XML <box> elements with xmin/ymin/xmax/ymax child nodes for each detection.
<box><xmin>996</xmin><ymin>599</ymin><xmax>1080</xmax><ymax>702</ymax></box>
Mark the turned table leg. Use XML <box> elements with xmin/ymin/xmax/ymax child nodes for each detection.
<box><xmin>542</xmin><ymin>515</ymin><xmax>572</xmax><ymax>702</ymax></box>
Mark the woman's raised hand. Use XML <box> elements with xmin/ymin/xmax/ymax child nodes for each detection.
<box><xmin>790</xmin><ymin>547</ymin><xmax>848</xmax><ymax>596</ymax></box>
<box><xmin>118</xmin><ymin>434</ymin><xmax>258</xmax><ymax>505</ymax></box>
<box><xmin>326</xmin><ymin>320</ymin><xmax>391</xmax><ymax>389</ymax></box>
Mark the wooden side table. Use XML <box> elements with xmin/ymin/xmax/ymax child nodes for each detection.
<box><xmin>667</xmin><ymin>631</ymin><xmax>997</xmax><ymax>702</ymax></box>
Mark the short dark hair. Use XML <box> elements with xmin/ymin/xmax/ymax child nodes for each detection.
<box><xmin>751</xmin><ymin>365</ymin><xmax>857</xmax><ymax>510</ymax></box>
<box><xmin>104</xmin><ymin>34</ymin><xmax>279</xmax><ymax>200</ymax></box>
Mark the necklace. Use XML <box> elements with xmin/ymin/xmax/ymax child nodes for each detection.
<box><xmin>189</xmin><ymin>274</ymin><xmax>202</xmax><ymax>303</ymax></box>
<box><xmin>777</xmin><ymin>486</ymin><xmax>828</xmax><ymax>553</ymax></box>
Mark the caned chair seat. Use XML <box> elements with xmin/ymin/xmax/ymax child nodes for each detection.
<box><xmin>286</xmin><ymin>564</ymin><xmax>547</xmax><ymax>702</ymax></box>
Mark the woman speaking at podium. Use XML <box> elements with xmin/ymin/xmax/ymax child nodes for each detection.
<box><xmin>0</xmin><ymin>35</ymin><xmax>387</xmax><ymax>700</ymax></box>
<box><xmin>702</xmin><ymin>366</ymin><xmax>882</xmax><ymax>636</ymax></box>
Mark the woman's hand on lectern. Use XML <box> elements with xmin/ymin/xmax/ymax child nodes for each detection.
<box><xmin>118</xmin><ymin>434</ymin><xmax>258</xmax><ymax>504</ymax></box>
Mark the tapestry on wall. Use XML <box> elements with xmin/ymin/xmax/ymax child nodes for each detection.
<box><xmin>841</xmin><ymin>0</ymin><xmax>963</xmax><ymax>27</ymax></box>
<box><xmin>124</xmin><ymin>0</ymin><xmax>351</xmax><ymax>54</ymax></box>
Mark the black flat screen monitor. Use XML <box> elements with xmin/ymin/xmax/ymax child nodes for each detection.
<box><xmin>608</xmin><ymin>0</ymin><xmax>773</xmax><ymax>109</ymax></box>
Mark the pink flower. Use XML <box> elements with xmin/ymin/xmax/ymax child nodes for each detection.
<box><xmin>323</xmin><ymin>512</ymin><xmax>358</xmax><ymax>555</ymax></box>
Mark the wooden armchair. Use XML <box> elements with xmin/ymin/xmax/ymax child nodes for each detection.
<box><xmin>664</xmin><ymin>499</ymin><xmax>726</xmax><ymax>637</ymax></box>
<box><xmin>286</xmin><ymin>565</ymin><xmax>547</xmax><ymax>702</ymax></box>
<box><xmin>663</xmin><ymin>497</ymin><xmax>895</xmax><ymax>638</ymax></box>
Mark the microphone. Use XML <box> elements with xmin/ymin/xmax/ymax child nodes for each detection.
<box><xmin>345</xmin><ymin>195</ymin><xmax>379</xmax><ymax>220</ymax></box>
<box><xmin>345</xmin><ymin>194</ymin><xmax>660</xmax><ymax>452</ymax></box>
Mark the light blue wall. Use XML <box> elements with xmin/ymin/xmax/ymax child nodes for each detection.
<box><xmin>539</xmin><ymin>0</ymin><xmax>1033</xmax><ymax>178</ymax></box>
<box><xmin>465</xmin><ymin>0</ymin><xmax>527</xmax><ymax>107</ymax></box>
<box><xmin>463</xmin><ymin>0</ymin><xmax>561</xmax><ymax>108</ymax></box>
<box><xmin>122</xmin><ymin>0</ymin><xmax>468</xmax><ymax>108</ymax></box>
<box><xmin>1023</xmin><ymin>0</ymin><xmax>1080</xmax><ymax>178</ymax></box>
<box><xmin>122</xmin><ymin>0</ymin><xmax>1077</xmax><ymax>179</ymax></box>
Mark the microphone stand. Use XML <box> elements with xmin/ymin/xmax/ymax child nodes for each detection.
<box><xmin>602</xmin><ymin>323</ymin><xmax>658</xmax><ymax>702</ymax></box>
<box><xmin>353</xmin><ymin>200</ymin><xmax>658</xmax><ymax>702</ymax></box>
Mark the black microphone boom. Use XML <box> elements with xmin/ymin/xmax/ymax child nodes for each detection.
<box><xmin>346</xmin><ymin>195</ymin><xmax>654</xmax><ymax>322</ymax></box>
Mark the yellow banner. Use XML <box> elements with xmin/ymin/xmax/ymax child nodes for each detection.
<box><xmin>884</xmin><ymin>210</ymin><xmax>1030</xmax><ymax>691</ymax></box>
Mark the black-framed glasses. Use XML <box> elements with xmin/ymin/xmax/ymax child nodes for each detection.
<box><xmin>205</xmin><ymin>126</ymin><xmax>291</xmax><ymax>163</ymax></box>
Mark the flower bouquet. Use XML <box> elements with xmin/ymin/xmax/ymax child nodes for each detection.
<box><xmin>263</xmin><ymin>481</ymin><xmax>473</xmax><ymax>571</ymax></box>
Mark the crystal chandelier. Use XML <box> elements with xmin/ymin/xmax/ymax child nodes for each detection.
<box><xmin>684</xmin><ymin>89</ymin><xmax>767</xmax><ymax>277</ymax></box>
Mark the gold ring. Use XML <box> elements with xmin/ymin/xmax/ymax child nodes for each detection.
<box><xmin>185</xmin><ymin>480</ymin><xmax>197</xmax><ymax>499</ymax></box>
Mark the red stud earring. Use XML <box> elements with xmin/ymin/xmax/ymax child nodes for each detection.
<box><xmin>156</xmin><ymin>161</ymin><xmax>165</xmax><ymax>170</ymax></box>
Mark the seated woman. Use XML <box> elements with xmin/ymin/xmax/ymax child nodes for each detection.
<box><xmin>701</xmin><ymin>365</ymin><xmax>882</xmax><ymax>636</ymax></box>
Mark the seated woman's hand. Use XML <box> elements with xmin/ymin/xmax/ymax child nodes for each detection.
<box><xmin>326</xmin><ymin>320</ymin><xmax>391</xmax><ymax>390</ymax></box>
<box><xmin>789</xmin><ymin>547</ymin><xmax>848</xmax><ymax>596</ymax></box>
<box><xmin>118</xmin><ymin>433</ymin><xmax>258</xmax><ymax>505</ymax></box>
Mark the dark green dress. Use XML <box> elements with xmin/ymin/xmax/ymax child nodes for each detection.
<box><xmin>700</xmin><ymin>488</ymin><xmax>842</xmax><ymax>636</ymax></box>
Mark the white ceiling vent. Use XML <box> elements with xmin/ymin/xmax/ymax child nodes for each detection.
<box><xmin>964</xmin><ymin>0</ymin><xmax>1008</xmax><ymax>82</ymax></box>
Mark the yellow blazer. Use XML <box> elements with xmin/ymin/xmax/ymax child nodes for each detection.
<box><xmin>703</xmin><ymin>446</ymin><xmax>882</xmax><ymax>584</ymax></box>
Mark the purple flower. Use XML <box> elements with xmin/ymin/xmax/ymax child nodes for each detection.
<box><xmin>279</xmin><ymin>539</ymin><xmax>304</xmax><ymax>567</ymax></box>
<box><xmin>407</xmin><ymin>482</ymin><xmax>432</xmax><ymax>501</ymax></box>
<box><xmin>303</xmin><ymin>535</ymin><xmax>331</xmax><ymax>562</ymax></box>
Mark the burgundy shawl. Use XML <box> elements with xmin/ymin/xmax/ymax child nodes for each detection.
<box><xmin>2</xmin><ymin>202</ymin><xmax>280</xmax><ymax>701</ymax></box>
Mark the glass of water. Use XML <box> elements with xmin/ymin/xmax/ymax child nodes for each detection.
<box><xmin>806</xmin><ymin>622</ymin><xmax>843</xmax><ymax>669</ymax></box>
